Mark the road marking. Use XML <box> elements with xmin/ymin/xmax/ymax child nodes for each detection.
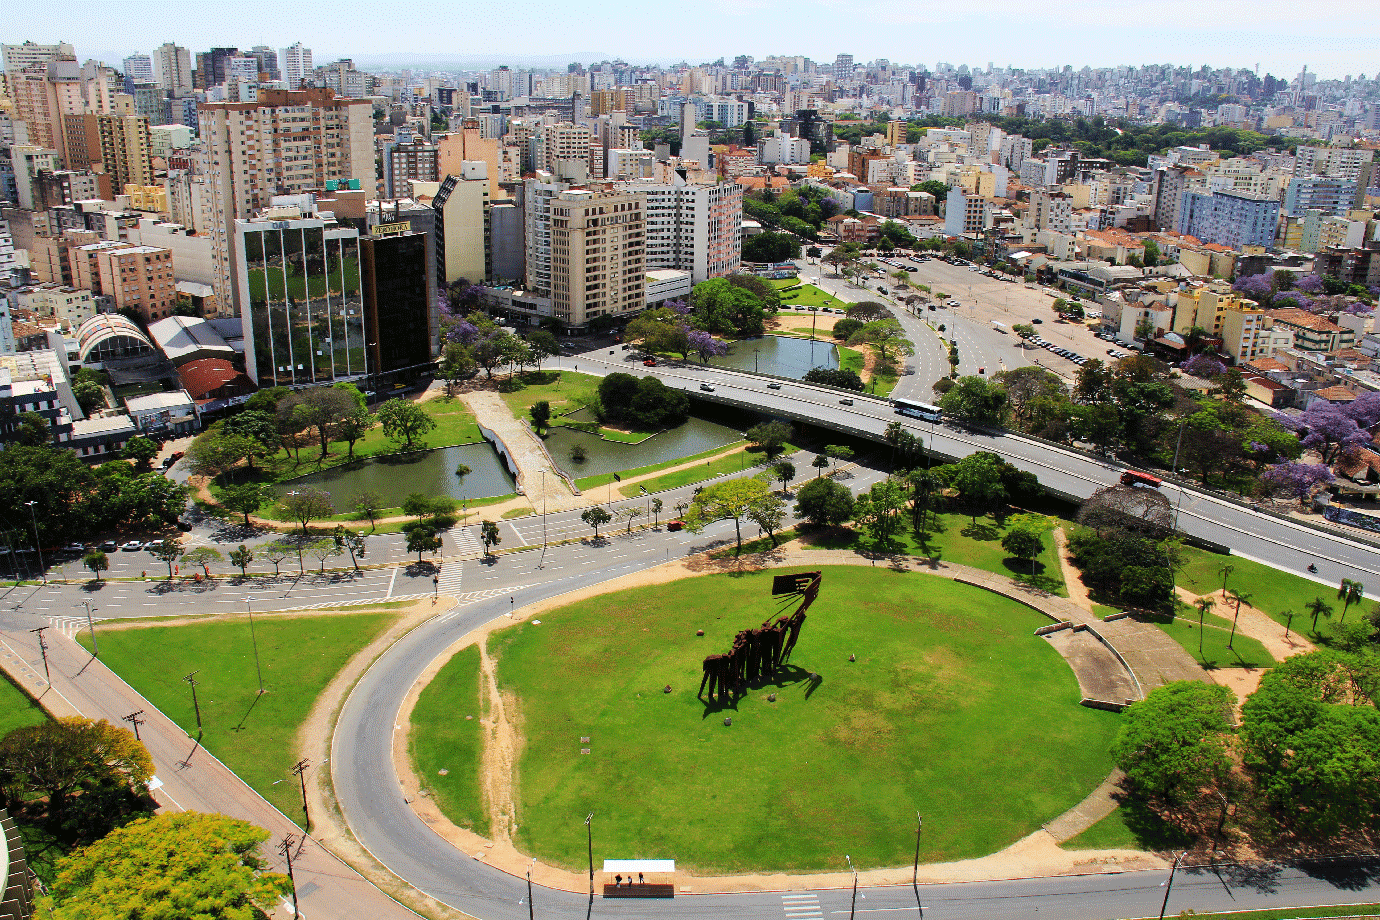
<box><xmin>783</xmin><ymin>893</ymin><xmax>822</xmax><ymax>918</ymax></box>
<box><xmin>507</xmin><ymin>521</ymin><xmax>527</xmax><ymax>545</ymax></box>
<box><xmin>436</xmin><ymin>562</ymin><xmax>464</xmax><ymax>595</ymax></box>
<box><xmin>386</xmin><ymin>565</ymin><xmax>399</xmax><ymax>598</ymax></box>
<box><xmin>436</xmin><ymin>584</ymin><xmax>535</xmax><ymax>621</ymax></box>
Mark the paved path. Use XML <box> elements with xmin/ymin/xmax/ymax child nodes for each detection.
<box><xmin>463</xmin><ymin>390</ymin><xmax>581</xmax><ymax>512</ymax></box>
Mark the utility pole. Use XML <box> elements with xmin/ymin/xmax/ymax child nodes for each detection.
<box><xmin>29</xmin><ymin>626</ymin><xmax>50</xmax><ymax>686</ymax></box>
<box><xmin>81</xmin><ymin>601</ymin><xmax>98</xmax><ymax>656</ymax></box>
<box><xmin>183</xmin><ymin>671</ymin><xmax>202</xmax><ymax>733</ymax></box>
<box><xmin>292</xmin><ymin>759</ymin><xmax>311</xmax><ymax>830</ymax></box>
<box><xmin>279</xmin><ymin>834</ymin><xmax>301</xmax><ymax>918</ymax></box>
<box><xmin>122</xmin><ymin>710</ymin><xmax>145</xmax><ymax>742</ymax></box>
<box><xmin>24</xmin><ymin>500</ymin><xmax>45</xmax><ymax>585</ymax></box>
<box><xmin>585</xmin><ymin>813</ymin><xmax>594</xmax><ymax>900</ymax></box>
<box><xmin>1158</xmin><ymin>851</ymin><xmax>1185</xmax><ymax>920</ymax></box>
<box><xmin>246</xmin><ymin>599</ymin><xmax>264</xmax><ymax>694</ymax></box>
<box><xmin>526</xmin><ymin>857</ymin><xmax>536</xmax><ymax>920</ymax></box>
<box><xmin>846</xmin><ymin>854</ymin><xmax>858</xmax><ymax>920</ymax></box>
<box><xmin>913</xmin><ymin>813</ymin><xmax>923</xmax><ymax>885</ymax></box>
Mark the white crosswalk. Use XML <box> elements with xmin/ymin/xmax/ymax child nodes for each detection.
<box><xmin>448</xmin><ymin>528</ymin><xmax>481</xmax><ymax>555</ymax></box>
<box><xmin>436</xmin><ymin>584</ymin><xmax>534</xmax><ymax>621</ymax></box>
<box><xmin>434</xmin><ymin>562</ymin><xmax>464</xmax><ymax>596</ymax></box>
<box><xmin>781</xmin><ymin>893</ymin><xmax>822</xmax><ymax>920</ymax></box>
<box><xmin>47</xmin><ymin>615</ymin><xmax>101</xmax><ymax>640</ymax></box>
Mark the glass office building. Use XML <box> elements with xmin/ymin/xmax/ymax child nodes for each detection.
<box><xmin>236</xmin><ymin>215</ymin><xmax>367</xmax><ymax>386</ymax></box>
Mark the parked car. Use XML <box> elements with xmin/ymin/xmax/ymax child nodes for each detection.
<box><xmin>100</xmin><ymin>540</ymin><xmax>118</xmax><ymax>552</ymax></box>
<box><xmin>666</xmin><ymin>520</ymin><xmax>684</xmax><ymax>532</ymax></box>
<box><xmin>642</xmin><ymin>358</ymin><xmax>657</xmax><ymax>367</ymax></box>
<box><xmin>120</xmin><ymin>540</ymin><xmax>143</xmax><ymax>552</ymax></box>
<box><xmin>1032</xmin><ymin>318</ymin><xmax>1043</xmax><ymax>324</ymax></box>
<box><xmin>63</xmin><ymin>543</ymin><xmax>86</xmax><ymax>556</ymax></box>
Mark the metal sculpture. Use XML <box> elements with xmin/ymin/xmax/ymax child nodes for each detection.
<box><xmin>698</xmin><ymin>571</ymin><xmax>822</xmax><ymax>704</ymax></box>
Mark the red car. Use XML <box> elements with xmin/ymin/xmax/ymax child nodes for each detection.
<box><xmin>666</xmin><ymin>520</ymin><xmax>684</xmax><ymax>532</ymax></box>
<box><xmin>643</xmin><ymin>358</ymin><xmax>657</xmax><ymax>367</ymax></box>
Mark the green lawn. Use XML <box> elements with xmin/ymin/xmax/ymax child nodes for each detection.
<box><xmin>78</xmin><ymin>611</ymin><xmax>398</xmax><ymax>824</ymax></box>
<box><xmin>805</xmin><ymin>510</ymin><xmax>1068</xmax><ymax>596</ymax></box>
<box><xmin>0</xmin><ymin>671</ymin><xmax>48</xmax><ymax>738</ymax></box>
<box><xmin>1139</xmin><ymin>905</ymin><xmax>1380</xmax><ymax>920</ymax></box>
<box><xmin>616</xmin><ymin>445</ymin><xmax>797</xmax><ymax>497</ymax></box>
<box><xmin>464</xmin><ymin>567</ymin><xmax>1119</xmax><ymax>873</ymax></box>
<box><xmin>574</xmin><ymin>441</ymin><xmax>747</xmax><ymax>491</ymax></box>
<box><xmin>410</xmin><ymin>644</ymin><xmax>488</xmax><ymax>836</ymax></box>
<box><xmin>1091</xmin><ymin>604</ymin><xmax>1277</xmax><ymax>671</ymax></box>
<box><xmin>497</xmin><ymin>370</ymin><xmax>601</xmax><ymax>421</ymax></box>
<box><xmin>777</xmin><ymin>284</ymin><xmax>846</xmax><ymax>310</ymax></box>
<box><xmin>1061</xmin><ymin>802</ymin><xmax>1192</xmax><ymax>852</ymax></box>
<box><xmin>1177</xmin><ymin>547</ymin><xmax>1350</xmax><ymax>637</ymax></box>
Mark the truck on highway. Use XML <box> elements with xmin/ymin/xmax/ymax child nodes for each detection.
<box><xmin>992</xmin><ymin>321</ymin><xmax>1009</xmax><ymax>334</ymax></box>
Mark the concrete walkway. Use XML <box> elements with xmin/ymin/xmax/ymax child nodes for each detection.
<box><xmin>461</xmin><ymin>390</ymin><xmax>581</xmax><ymax>512</ymax></box>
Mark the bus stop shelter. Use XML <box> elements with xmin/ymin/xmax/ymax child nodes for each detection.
<box><xmin>601</xmin><ymin>859</ymin><xmax>676</xmax><ymax>898</ymax></box>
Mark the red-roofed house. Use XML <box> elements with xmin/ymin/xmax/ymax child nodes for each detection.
<box><xmin>177</xmin><ymin>358</ymin><xmax>255</xmax><ymax>402</ymax></box>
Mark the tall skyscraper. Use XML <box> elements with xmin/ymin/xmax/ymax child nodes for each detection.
<box><xmin>122</xmin><ymin>54</ymin><xmax>154</xmax><ymax>83</ymax></box>
<box><xmin>152</xmin><ymin>43</ymin><xmax>193</xmax><ymax>95</ymax></box>
<box><xmin>281</xmin><ymin>43</ymin><xmax>312</xmax><ymax>90</ymax></box>
<box><xmin>194</xmin><ymin>47</ymin><xmax>238</xmax><ymax>90</ymax></box>
<box><xmin>618</xmin><ymin>178</ymin><xmax>742</xmax><ymax>283</ymax></box>
<box><xmin>1</xmin><ymin>41</ymin><xmax>74</xmax><ymax>75</ymax></box>
<box><xmin>198</xmin><ymin>87</ymin><xmax>374</xmax><ymax>312</ymax></box>
<box><xmin>547</xmin><ymin>188</ymin><xmax>645</xmax><ymax>328</ymax></box>
<box><xmin>834</xmin><ymin>53</ymin><xmax>854</xmax><ymax>82</ymax></box>
<box><xmin>250</xmin><ymin>46</ymin><xmax>280</xmax><ymax>82</ymax></box>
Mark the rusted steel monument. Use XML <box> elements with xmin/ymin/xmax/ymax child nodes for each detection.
<box><xmin>698</xmin><ymin>571</ymin><xmax>822</xmax><ymax>704</ymax></box>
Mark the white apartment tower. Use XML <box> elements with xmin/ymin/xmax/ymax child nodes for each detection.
<box><xmin>152</xmin><ymin>43</ymin><xmax>193</xmax><ymax>95</ymax></box>
<box><xmin>122</xmin><ymin>55</ymin><xmax>154</xmax><ymax>83</ymax></box>
<box><xmin>619</xmin><ymin>177</ymin><xmax>742</xmax><ymax>283</ymax></box>
<box><xmin>198</xmin><ymin>87</ymin><xmax>373</xmax><ymax>312</ymax></box>
<box><xmin>281</xmin><ymin>43</ymin><xmax>313</xmax><ymax>90</ymax></box>
<box><xmin>548</xmin><ymin>189</ymin><xmax>645</xmax><ymax>327</ymax></box>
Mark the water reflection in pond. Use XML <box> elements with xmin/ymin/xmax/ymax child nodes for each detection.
<box><xmin>706</xmin><ymin>334</ymin><xmax>839</xmax><ymax>379</ymax></box>
<box><xmin>274</xmin><ymin>442</ymin><xmax>514</xmax><ymax>510</ymax></box>
<box><xmin>544</xmin><ymin>415</ymin><xmax>741</xmax><ymax>479</ymax></box>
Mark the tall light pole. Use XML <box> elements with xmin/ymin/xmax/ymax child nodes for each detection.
<box><xmin>24</xmin><ymin>500</ymin><xmax>44</xmax><ymax>584</ymax></box>
<box><xmin>585</xmin><ymin>813</ymin><xmax>594</xmax><ymax>899</ymax></box>
<box><xmin>846</xmin><ymin>854</ymin><xmax>858</xmax><ymax>920</ymax></box>
<box><xmin>246</xmin><ymin>599</ymin><xmax>264</xmax><ymax>694</ymax></box>
<box><xmin>1158</xmin><ymin>851</ymin><xmax>1185</xmax><ymax>920</ymax></box>
<box><xmin>526</xmin><ymin>857</ymin><xmax>537</xmax><ymax>920</ymax></box>
<box><xmin>1170</xmin><ymin>420</ymin><xmax>1188</xmax><ymax>529</ymax></box>
<box><xmin>540</xmin><ymin>470</ymin><xmax>548</xmax><ymax>568</ymax></box>
<box><xmin>81</xmin><ymin>601</ymin><xmax>98</xmax><ymax>656</ymax></box>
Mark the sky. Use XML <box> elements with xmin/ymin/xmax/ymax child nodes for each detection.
<box><xmin>4</xmin><ymin>0</ymin><xmax>1374</xmax><ymax>80</ymax></box>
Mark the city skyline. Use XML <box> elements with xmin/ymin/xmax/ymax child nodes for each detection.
<box><xmin>4</xmin><ymin>0</ymin><xmax>1374</xmax><ymax>80</ymax></box>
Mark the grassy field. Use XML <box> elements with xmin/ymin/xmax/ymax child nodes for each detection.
<box><xmin>1137</xmin><ymin>905</ymin><xmax>1380</xmax><ymax>920</ymax></box>
<box><xmin>497</xmin><ymin>370</ymin><xmax>601</xmax><ymax>421</ymax></box>
<box><xmin>0</xmin><ymin>671</ymin><xmax>47</xmax><ymax>738</ymax></box>
<box><xmin>777</xmin><ymin>284</ymin><xmax>846</xmax><ymax>310</ymax></box>
<box><xmin>1177</xmin><ymin>547</ymin><xmax>1348</xmax><ymax>636</ymax></box>
<box><xmin>464</xmin><ymin>566</ymin><xmax>1119</xmax><ymax>873</ymax></box>
<box><xmin>78</xmin><ymin>611</ymin><xmax>398</xmax><ymax>823</ymax></box>
<box><xmin>805</xmin><ymin>510</ymin><xmax>1068</xmax><ymax>596</ymax></box>
<box><xmin>616</xmin><ymin>445</ymin><xmax>797</xmax><ymax>497</ymax></box>
<box><xmin>573</xmin><ymin>441</ymin><xmax>747</xmax><ymax>491</ymax></box>
<box><xmin>409</xmin><ymin>644</ymin><xmax>488</xmax><ymax>836</ymax></box>
<box><xmin>1061</xmin><ymin>802</ymin><xmax>1192</xmax><ymax>852</ymax></box>
<box><xmin>1091</xmin><ymin>603</ymin><xmax>1277</xmax><ymax>671</ymax></box>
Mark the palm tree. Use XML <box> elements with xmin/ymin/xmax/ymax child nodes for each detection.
<box><xmin>1226</xmin><ymin>589</ymin><xmax>1252</xmax><ymax>650</ymax></box>
<box><xmin>1194</xmin><ymin>596</ymin><xmax>1216</xmax><ymax>658</ymax></box>
<box><xmin>1217</xmin><ymin>563</ymin><xmax>1235</xmax><ymax>600</ymax></box>
<box><xmin>1337</xmin><ymin>578</ymin><xmax>1364</xmax><ymax>623</ymax></box>
<box><xmin>1305</xmin><ymin>596</ymin><xmax>1334</xmax><ymax>634</ymax></box>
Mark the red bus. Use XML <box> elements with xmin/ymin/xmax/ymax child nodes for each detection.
<box><xmin>1121</xmin><ymin>470</ymin><xmax>1162</xmax><ymax>489</ymax></box>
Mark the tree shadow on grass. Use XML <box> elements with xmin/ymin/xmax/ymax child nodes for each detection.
<box><xmin>960</xmin><ymin>520</ymin><xmax>1000</xmax><ymax>541</ymax></box>
<box><xmin>1003</xmin><ymin>558</ymin><xmax>1063</xmax><ymax>594</ymax></box>
<box><xmin>1111</xmin><ymin>792</ymin><xmax>1197</xmax><ymax>851</ymax></box>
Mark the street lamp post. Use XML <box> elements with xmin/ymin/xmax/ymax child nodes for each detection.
<box><xmin>246</xmin><ymin>599</ymin><xmax>264</xmax><ymax>694</ymax></box>
<box><xmin>526</xmin><ymin>857</ymin><xmax>537</xmax><ymax>920</ymax></box>
<box><xmin>24</xmin><ymin>501</ymin><xmax>44</xmax><ymax>584</ymax></box>
<box><xmin>1158</xmin><ymin>851</ymin><xmax>1185</xmax><ymax>920</ymax></box>
<box><xmin>846</xmin><ymin>854</ymin><xmax>858</xmax><ymax>920</ymax></box>
<box><xmin>81</xmin><ymin>602</ymin><xmax>98</xmax><ymax>656</ymax></box>
<box><xmin>585</xmin><ymin>813</ymin><xmax>594</xmax><ymax>899</ymax></box>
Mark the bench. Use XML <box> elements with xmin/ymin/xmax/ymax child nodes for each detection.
<box><xmin>603</xmin><ymin>883</ymin><xmax>675</xmax><ymax>898</ymax></box>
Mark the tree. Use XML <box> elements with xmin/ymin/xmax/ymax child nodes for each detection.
<box><xmin>260</xmin><ymin>540</ymin><xmax>292</xmax><ymax>577</ymax></box>
<box><xmin>617</xmin><ymin>505</ymin><xmax>644</xmax><ymax>533</ymax></box>
<box><xmin>1195</xmin><ymin>596</ymin><xmax>1216</xmax><ymax>657</ymax></box>
<box><xmin>650</xmin><ymin>497</ymin><xmax>663</xmax><ymax>527</ymax></box>
<box><xmin>120</xmin><ymin>436</ymin><xmax>159</xmax><ymax>472</ymax></box>
<box><xmin>333</xmin><ymin>526</ymin><xmax>367</xmax><ymax>570</ymax></box>
<box><xmin>15</xmin><ymin>411</ymin><xmax>51</xmax><ymax>446</ymax></box>
<box><xmin>1338</xmin><ymin>578</ymin><xmax>1365</xmax><ymax>623</ymax></box>
<box><xmin>812</xmin><ymin>453</ymin><xmax>831</xmax><ymax>478</ymax></box>
<box><xmin>939</xmin><ymin>376</ymin><xmax>1008</xmax><ymax>427</ymax></box>
<box><xmin>376</xmin><ymin>398</ymin><xmax>436</xmax><ymax>450</ymax></box>
<box><xmin>353</xmin><ymin>490</ymin><xmax>385</xmax><ymax>531</ymax></box>
<box><xmin>305</xmin><ymin>538</ymin><xmax>340</xmax><ymax>574</ymax></box>
<box><xmin>944</xmin><ymin>452</ymin><xmax>1009</xmax><ymax>523</ymax></box>
<box><xmin>802</xmin><ymin>366</ymin><xmax>865</xmax><ymax>391</ymax></box>
<box><xmin>186</xmin><ymin>431</ymin><xmax>258</xmax><ymax>480</ymax></box>
<box><xmin>684</xmin><ymin>476</ymin><xmax>776</xmax><ymax>554</ymax></box>
<box><xmin>852</xmin><ymin>479</ymin><xmax>908</xmax><ymax>548</ymax></box>
<box><xmin>277</xmin><ymin>386</ymin><xmax>359</xmax><ymax>459</ymax></box>
<box><xmin>278</xmin><ymin>487</ymin><xmax>334</xmax><ymax>535</ymax></box>
<box><xmin>1001</xmin><ymin>520</ymin><xmax>1046</xmax><ymax>576</ymax></box>
<box><xmin>440</xmin><ymin>341</ymin><xmax>476</xmax><ymax>394</ymax></box>
<box><xmin>480</xmin><ymin>520</ymin><xmax>501</xmax><ymax>557</ymax></box>
<box><xmin>149</xmin><ymin>539</ymin><xmax>183</xmax><ymax>578</ymax></box>
<box><xmin>794</xmin><ymin>477</ymin><xmax>854</xmax><ymax>527</ymax></box>
<box><xmin>405</xmin><ymin>525</ymin><xmax>442</xmax><ymax>562</ymax></box>
<box><xmin>183</xmin><ymin>546</ymin><xmax>222</xmax><ymax>578</ymax></box>
<box><xmin>746</xmin><ymin>420</ymin><xmax>792</xmax><ymax>460</ymax></box>
<box><xmin>1111</xmin><ymin>681</ymin><xmax>1236</xmax><ymax>803</ymax></box>
<box><xmin>825</xmin><ymin>444</ymin><xmax>855</xmax><ymax>472</ymax></box>
<box><xmin>0</xmin><ymin>717</ymin><xmax>153</xmax><ymax>814</ymax></box>
<box><xmin>1306</xmin><ymin>596</ymin><xmax>1335</xmax><ymax>633</ymax></box>
<box><xmin>581</xmin><ymin>506</ymin><xmax>612</xmax><ymax>540</ymax></box>
<box><xmin>220</xmin><ymin>483</ymin><xmax>272</xmax><ymax>526</ymax></box>
<box><xmin>525</xmin><ymin>329</ymin><xmax>560</xmax><ymax>370</ymax></box>
<box><xmin>229</xmin><ymin>544</ymin><xmax>254</xmax><ymax>579</ymax></box>
<box><xmin>741</xmin><ymin>231</ymin><xmax>801</xmax><ymax>263</ymax></box>
<box><xmin>746</xmin><ymin>490</ymin><xmax>787</xmax><ymax>545</ymax></box>
<box><xmin>83</xmin><ymin>550</ymin><xmax>108</xmax><ymax>582</ymax></box>
<box><xmin>46</xmin><ymin>812</ymin><xmax>289</xmax><ymax>920</ymax></box>
<box><xmin>772</xmin><ymin>460</ymin><xmax>796</xmax><ymax>495</ymax></box>
<box><xmin>1257</xmin><ymin>462</ymin><xmax>1334</xmax><ymax>505</ymax></box>
<box><xmin>530</xmin><ymin>400</ymin><xmax>552</xmax><ymax>432</ymax></box>
<box><xmin>847</xmin><ymin>317</ymin><xmax>914</xmax><ymax>368</ymax></box>
<box><xmin>335</xmin><ymin>404</ymin><xmax>376</xmax><ymax>459</ymax></box>
<box><xmin>72</xmin><ymin>378</ymin><xmax>106</xmax><ymax>414</ymax></box>
<box><xmin>687</xmin><ymin>328</ymin><xmax>730</xmax><ymax>363</ymax></box>
<box><xmin>689</xmin><ymin>276</ymin><xmax>771</xmax><ymax>337</ymax></box>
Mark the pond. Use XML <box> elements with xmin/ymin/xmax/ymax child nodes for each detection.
<box><xmin>706</xmin><ymin>334</ymin><xmax>838</xmax><ymax>379</ymax></box>
<box><xmin>274</xmin><ymin>442</ymin><xmax>515</xmax><ymax>510</ymax></box>
<box><xmin>545</xmin><ymin>415</ymin><xmax>742</xmax><ymax>479</ymax></box>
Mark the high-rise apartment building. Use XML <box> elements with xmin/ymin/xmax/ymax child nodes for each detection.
<box><xmin>833</xmin><ymin>54</ymin><xmax>854</xmax><ymax>82</ymax></box>
<box><xmin>70</xmin><ymin>240</ymin><xmax>176</xmax><ymax>323</ymax></box>
<box><xmin>194</xmin><ymin>47</ymin><xmax>239</xmax><ymax>90</ymax></box>
<box><xmin>63</xmin><ymin>113</ymin><xmax>154</xmax><ymax>190</ymax></box>
<box><xmin>384</xmin><ymin>136</ymin><xmax>439</xmax><ymax>198</ymax></box>
<box><xmin>1282</xmin><ymin>175</ymin><xmax>1359</xmax><ymax>217</ymax></box>
<box><xmin>198</xmin><ymin>87</ymin><xmax>374</xmax><ymax>312</ymax></box>
<box><xmin>8</xmin><ymin>58</ymin><xmax>84</xmax><ymax>166</ymax></box>
<box><xmin>1177</xmin><ymin>189</ymin><xmax>1280</xmax><ymax>250</ymax></box>
<box><xmin>152</xmin><ymin>43</ymin><xmax>193</xmax><ymax>95</ymax></box>
<box><xmin>548</xmin><ymin>188</ymin><xmax>645</xmax><ymax>327</ymax></box>
<box><xmin>429</xmin><ymin>162</ymin><xmax>490</xmax><ymax>286</ymax></box>
<box><xmin>122</xmin><ymin>55</ymin><xmax>154</xmax><ymax>84</ymax></box>
<box><xmin>281</xmin><ymin>43</ymin><xmax>312</xmax><ymax>90</ymax></box>
<box><xmin>539</xmin><ymin>122</ymin><xmax>593</xmax><ymax>179</ymax></box>
<box><xmin>523</xmin><ymin>173</ymin><xmax>569</xmax><ymax>297</ymax></box>
<box><xmin>249</xmin><ymin>46</ymin><xmax>280</xmax><ymax>82</ymax></box>
<box><xmin>619</xmin><ymin>178</ymin><xmax>742</xmax><ymax>283</ymax></box>
<box><xmin>1</xmin><ymin>41</ymin><xmax>74</xmax><ymax>76</ymax></box>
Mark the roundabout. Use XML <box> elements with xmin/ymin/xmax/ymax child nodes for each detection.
<box><xmin>401</xmin><ymin>564</ymin><xmax>1122</xmax><ymax>878</ymax></box>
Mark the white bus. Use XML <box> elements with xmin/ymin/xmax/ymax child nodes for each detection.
<box><xmin>892</xmin><ymin>398</ymin><xmax>943</xmax><ymax>423</ymax></box>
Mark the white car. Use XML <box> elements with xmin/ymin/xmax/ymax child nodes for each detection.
<box><xmin>947</xmin><ymin>300</ymin><xmax>960</xmax><ymax>307</ymax></box>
